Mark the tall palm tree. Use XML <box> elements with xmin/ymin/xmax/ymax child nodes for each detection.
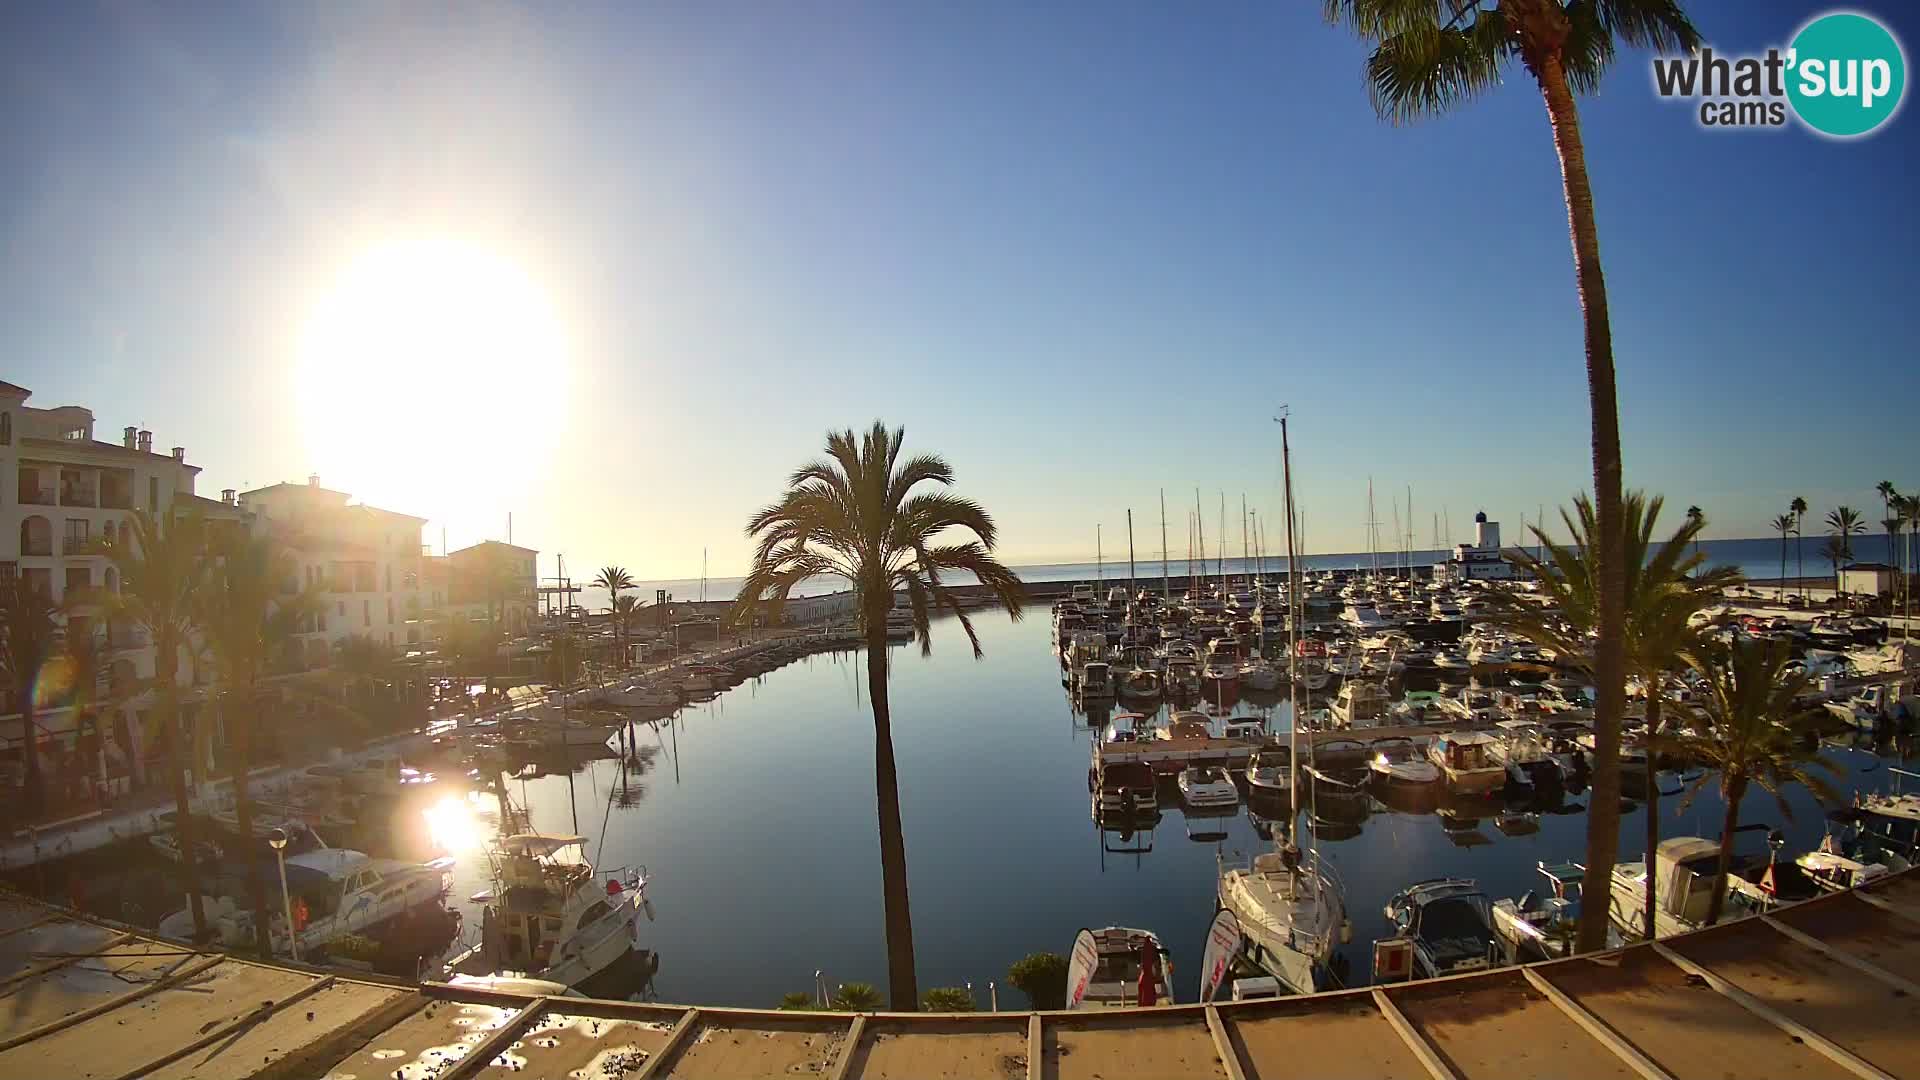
<box><xmin>0</xmin><ymin>575</ymin><xmax>58</xmax><ymax>818</ymax></box>
<box><xmin>732</xmin><ymin>423</ymin><xmax>1026</xmax><ymax>1009</ymax></box>
<box><xmin>1487</xmin><ymin>492</ymin><xmax>1737</xmax><ymax>941</ymax></box>
<box><xmin>1882</xmin><ymin>517</ymin><xmax>1905</xmax><ymax>602</ymax></box>
<box><xmin>611</xmin><ymin>594</ymin><xmax>643</xmax><ymax>666</ymax></box>
<box><xmin>59</xmin><ymin>624</ymin><xmax>109</xmax><ymax>800</ymax></box>
<box><xmin>1685</xmin><ymin>505</ymin><xmax>1703</xmax><ymax>563</ymax></box>
<box><xmin>1901</xmin><ymin>494</ymin><xmax>1920</xmax><ymax>639</ymax></box>
<box><xmin>1324</xmin><ymin>0</ymin><xmax>1700</xmax><ymax>952</ymax></box>
<box><xmin>1826</xmin><ymin>506</ymin><xmax>1866</xmax><ymax>561</ymax></box>
<box><xmin>101</xmin><ymin>508</ymin><xmax>212</xmax><ymax>937</ymax></box>
<box><xmin>198</xmin><ymin>530</ymin><xmax>320</xmax><ymax>957</ymax></box>
<box><xmin>1790</xmin><ymin>496</ymin><xmax>1809</xmax><ymax>601</ymax></box>
<box><xmin>594</xmin><ymin>567</ymin><xmax>635</xmax><ymax>670</ymax></box>
<box><xmin>1769</xmin><ymin>513</ymin><xmax>1795</xmax><ymax>603</ymax></box>
<box><xmin>1876</xmin><ymin>481</ymin><xmax>1897</xmax><ymax>546</ymax></box>
<box><xmin>1663</xmin><ymin>639</ymin><xmax>1839</xmax><ymax>926</ymax></box>
<box><xmin>1819</xmin><ymin>535</ymin><xmax>1848</xmax><ymax>594</ymax></box>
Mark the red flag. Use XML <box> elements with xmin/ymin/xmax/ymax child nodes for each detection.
<box><xmin>1137</xmin><ymin>942</ymin><xmax>1160</xmax><ymax>1006</ymax></box>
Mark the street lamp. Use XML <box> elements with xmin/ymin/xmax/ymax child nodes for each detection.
<box><xmin>268</xmin><ymin>828</ymin><xmax>299</xmax><ymax>963</ymax></box>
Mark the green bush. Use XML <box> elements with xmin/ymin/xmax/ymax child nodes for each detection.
<box><xmin>777</xmin><ymin>992</ymin><xmax>818</xmax><ymax>1011</ymax></box>
<box><xmin>831</xmin><ymin>981</ymin><xmax>881</xmax><ymax>1011</ymax></box>
<box><xmin>1008</xmin><ymin>952</ymin><xmax>1068</xmax><ymax>1010</ymax></box>
<box><xmin>921</xmin><ymin>986</ymin><xmax>976</xmax><ymax>1012</ymax></box>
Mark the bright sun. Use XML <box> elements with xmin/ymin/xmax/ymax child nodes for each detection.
<box><xmin>296</xmin><ymin>238</ymin><xmax>570</xmax><ymax>521</ymax></box>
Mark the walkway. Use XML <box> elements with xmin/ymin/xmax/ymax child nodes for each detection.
<box><xmin>2</xmin><ymin>869</ymin><xmax>1917</xmax><ymax>1079</ymax></box>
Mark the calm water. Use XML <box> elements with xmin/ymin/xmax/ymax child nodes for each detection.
<box><xmin>448</xmin><ymin>610</ymin><xmax>1909</xmax><ymax>1008</ymax></box>
<box><xmin>586</xmin><ymin>534</ymin><xmax>1908</xmax><ymax>612</ymax></box>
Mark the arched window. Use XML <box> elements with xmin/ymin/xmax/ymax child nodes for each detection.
<box><xmin>19</xmin><ymin>515</ymin><xmax>51</xmax><ymax>556</ymax></box>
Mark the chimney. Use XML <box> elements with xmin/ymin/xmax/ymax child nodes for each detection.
<box><xmin>308</xmin><ymin>473</ymin><xmax>321</xmax><ymax>488</ymax></box>
<box><xmin>136</xmin><ymin>430</ymin><xmax>152</xmax><ymax>452</ymax></box>
<box><xmin>123</xmin><ymin>426</ymin><xmax>136</xmax><ymax>448</ymax></box>
<box><xmin>171</xmin><ymin>446</ymin><xmax>185</xmax><ymax>462</ymax></box>
<box><xmin>221</xmin><ymin>488</ymin><xmax>236</xmax><ymax>505</ymax></box>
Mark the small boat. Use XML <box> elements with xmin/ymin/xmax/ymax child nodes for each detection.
<box><xmin>1245</xmin><ymin>746</ymin><xmax>1292</xmax><ymax>804</ymax></box>
<box><xmin>1092</xmin><ymin>758</ymin><xmax>1159</xmax><ymax>823</ymax></box>
<box><xmin>1794</xmin><ymin>846</ymin><xmax>1890</xmax><ymax>892</ymax></box>
<box><xmin>1427</xmin><ymin>731</ymin><xmax>1506</xmax><ymax>793</ymax></box>
<box><xmin>1329</xmin><ymin>681</ymin><xmax>1390</xmax><ymax>728</ymax></box>
<box><xmin>1238</xmin><ymin>658</ymin><xmax>1282</xmax><ymax>691</ymax></box>
<box><xmin>1203</xmin><ymin>659</ymin><xmax>1239</xmax><ymax>687</ymax></box>
<box><xmin>1221</xmin><ymin>717</ymin><xmax>1265</xmax><ymax>740</ymax></box>
<box><xmin>1607</xmin><ymin>835</ymin><xmax>1818</xmax><ymax>940</ymax></box>
<box><xmin>1383</xmin><ymin>878</ymin><xmax>1499</xmax><ymax>979</ymax></box>
<box><xmin>1488</xmin><ymin>719</ymin><xmax>1563</xmax><ymax>790</ymax></box>
<box><xmin>1491</xmin><ymin>862</ymin><xmax>1599</xmax><ymax>961</ymax></box>
<box><xmin>1178</xmin><ymin>765</ymin><xmax>1240</xmax><ymax>809</ymax></box>
<box><xmin>1119</xmin><ymin>666</ymin><xmax>1163</xmax><ymax>701</ymax></box>
<box><xmin>1077</xmin><ymin>661</ymin><xmax>1115</xmax><ymax>699</ymax></box>
<box><xmin>465</xmin><ymin>833</ymin><xmax>651</xmax><ymax>994</ymax></box>
<box><xmin>1165</xmin><ymin>657</ymin><xmax>1203</xmax><ymax>697</ymax></box>
<box><xmin>1368</xmin><ymin>738</ymin><xmax>1440</xmax><ymax>787</ymax></box>
<box><xmin>1065</xmin><ymin>927</ymin><xmax>1174</xmax><ymax>1009</ymax></box>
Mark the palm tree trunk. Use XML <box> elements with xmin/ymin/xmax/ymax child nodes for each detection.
<box><xmin>1539</xmin><ymin>50</ymin><xmax>1626</xmax><ymax>955</ymax></box>
<box><xmin>1641</xmin><ymin>693</ymin><xmax>1661</xmax><ymax>940</ymax></box>
<box><xmin>1779</xmin><ymin>533</ymin><xmax>1788</xmax><ymax>603</ymax></box>
<box><xmin>18</xmin><ymin>688</ymin><xmax>43</xmax><ymax>820</ymax></box>
<box><xmin>865</xmin><ymin>597</ymin><xmax>918</xmax><ymax>1011</ymax></box>
<box><xmin>163</xmin><ymin>690</ymin><xmax>209</xmax><ymax>938</ymax></box>
<box><xmin>228</xmin><ymin>693</ymin><xmax>273</xmax><ymax>958</ymax></box>
<box><xmin>1796</xmin><ymin>526</ymin><xmax>1805</xmax><ymax>602</ymax></box>
<box><xmin>1704</xmin><ymin>774</ymin><xmax>1746</xmax><ymax>927</ymax></box>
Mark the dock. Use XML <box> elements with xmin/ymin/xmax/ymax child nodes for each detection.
<box><xmin>3</xmin><ymin>868</ymin><xmax>1919</xmax><ymax>1078</ymax></box>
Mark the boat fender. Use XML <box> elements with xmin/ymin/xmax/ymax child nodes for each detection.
<box><xmin>1340</xmin><ymin>920</ymin><xmax>1353</xmax><ymax>945</ymax></box>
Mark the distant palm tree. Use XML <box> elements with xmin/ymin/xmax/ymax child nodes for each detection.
<box><xmin>1820</xmin><ymin>535</ymin><xmax>1848</xmax><ymax>594</ymax></box>
<box><xmin>198</xmin><ymin>531</ymin><xmax>321</xmax><ymax>956</ymax></box>
<box><xmin>593</xmin><ymin>566</ymin><xmax>635</xmax><ymax>669</ymax></box>
<box><xmin>1321</xmin><ymin>2</ymin><xmax>1700</xmax><ymax>953</ymax></box>
<box><xmin>1826</xmin><ymin>506</ymin><xmax>1866</xmax><ymax>562</ymax></box>
<box><xmin>1901</xmin><ymin>494</ymin><xmax>1920</xmax><ymax>635</ymax></box>
<box><xmin>733</xmin><ymin>423</ymin><xmax>1026</xmax><ymax>1009</ymax></box>
<box><xmin>0</xmin><ymin>575</ymin><xmax>58</xmax><ymax>818</ymax></box>
<box><xmin>1489</xmin><ymin>492</ymin><xmax>1737</xmax><ymax>941</ymax></box>
<box><xmin>1790</xmin><ymin>496</ymin><xmax>1809</xmax><ymax>601</ymax></box>
<box><xmin>1876</xmin><ymin>481</ymin><xmax>1897</xmax><ymax>542</ymax></box>
<box><xmin>100</xmin><ymin>509</ymin><xmax>212</xmax><ymax>938</ymax></box>
<box><xmin>1770</xmin><ymin>514</ymin><xmax>1796</xmax><ymax>603</ymax></box>
<box><xmin>1663</xmin><ymin>639</ymin><xmax>1839</xmax><ymax>926</ymax></box>
<box><xmin>611</xmin><ymin>594</ymin><xmax>643</xmax><ymax>665</ymax></box>
<box><xmin>1686</xmin><ymin>506</ymin><xmax>1704</xmax><ymax>563</ymax></box>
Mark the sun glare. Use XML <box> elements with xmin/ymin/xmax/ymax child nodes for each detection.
<box><xmin>296</xmin><ymin>238</ymin><xmax>570</xmax><ymax>520</ymax></box>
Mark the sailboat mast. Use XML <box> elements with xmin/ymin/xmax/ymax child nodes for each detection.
<box><xmin>1279</xmin><ymin>411</ymin><xmax>1303</xmax><ymax>824</ymax></box>
<box><xmin>1218</xmin><ymin>492</ymin><xmax>1226</xmax><ymax>584</ymax></box>
<box><xmin>1367</xmin><ymin>477</ymin><xmax>1379</xmax><ymax>580</ymax></box>
<box><xmin>1241</xmin><ymin>494</ymin><xmax>1250</xmax><ymax>588</ymax></box>
<box><xmin>1096</xmin><ymin>524</ymin><xmax>1103</xmax><ymax>586</ymax></box>
<box><xmin>1126</xmin><ymin>509</ymin><xmax>1136</xmax><ymax>596</ymax></box>
<box><xmin>1160</xmin><ymin>489</ymin><xmax>1170</xmax><ymax>601</ymax></box>
<box><xmin>1195</xmin><ymin>489</ymin><xmax>1206</xmax><ymax>592</ymax></box>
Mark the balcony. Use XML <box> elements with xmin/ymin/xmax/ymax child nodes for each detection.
<box><xmin>20</xmin><ymin>538</ymin><xmax>52</xmax><ymax>557</ymax></box>
<box><xmin>62</xmin><ymin>535</ymin><xmax>95</xmax><ymax>556</ymax></box>
<box><xmin>19</xmin><ymin>485</ymin><xmax>54</xmax><ymax>506</ymax></box>
<box><xmin>101</xmin><ymin>491</ymin><xmax>132</xmax><ymax>510</ymax></box>
<box><xmin>59</xmin><ymin>486</ymin><xmax>98</xmax><ymax>508</ymax></box>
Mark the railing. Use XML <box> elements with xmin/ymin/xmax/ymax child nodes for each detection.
<box><xmin>62</xmin><ymin>536</ymin><xmax>93</xmax><ymax>556</ymax></box>
<box><xmin>100</xmin><ymin>492</ymin><xmax>132</xmax><ymax>509</ymax></box>
<box><xmin>18</xmin><ymin>486</ymin><xmax>54</xmax><ymax>506</ymax></box>
<box><xmin>59</xmin><ymin>487</ymin><xmax>98</xmax><ymax>508</ymax></box>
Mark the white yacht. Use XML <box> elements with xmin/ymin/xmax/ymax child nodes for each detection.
<box><xmin>1340</xmin><ymin>600</ymin><xmax>1392</xmax><ymax>632</ymax></box>
<box><xmin>1065</xmin><ymin>927</ymin><xmax>1174</xmax><ymax>1009</ymax></box>
<box><xmin>1217</xmin><ymin>842</ymin><xmax>1349</xmax><ymax>996</ymax></box>
<box><xmin>464</xmin><ymin>833</ymin><xmax>651</xmax><ymax>996</ymax></box>
<box><xmin>1178</xmin><ymin>765</ymin><xmax>1240</xmax><ymax>809</ymax></box>
<box><xmin>1607</xmin><ymin>836</ymin><xmax>1811</xmax><ymax>940</ymax></box>
<box><xmin>1427</xmin><ymin>732</ymin><xmax>1507</xmax><ymax>793</ymax></box>
<box><xmin>1368</xmin><ymin>738</ymin><xmax>1440</xmax><ymax>787</ymax></box>
<box><xmin>162</xmin><ymin>848</ymin><xmax>453</xmax><ymax>960</ymax></box>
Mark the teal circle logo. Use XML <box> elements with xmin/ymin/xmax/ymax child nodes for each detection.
<box><xmin>1787</xmin><ymin>12</ymin><xmax>1906</xmax><ymax>137</ymax></box>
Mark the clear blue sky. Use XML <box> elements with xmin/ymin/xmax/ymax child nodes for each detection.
<box><xmin>4</xmin><ymin>1</ymin><xmax>1916</xmax><ymax>578</ymax></box>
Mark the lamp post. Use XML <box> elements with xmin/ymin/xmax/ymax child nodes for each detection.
<box><xmin>268</xmin><ymin>828</ymin><xmax>298</xmax><ymax>962</ymax></box>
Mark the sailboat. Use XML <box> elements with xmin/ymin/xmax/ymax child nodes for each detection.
<box><xmin>1216</xmin><ymin>409</ymin><xmax>1350</xmax><ymax>996</ymax></box>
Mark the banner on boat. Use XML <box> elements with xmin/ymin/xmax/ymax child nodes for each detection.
<box><xmin>1199</xmin><ymin>908</ymin><xmax>1244</xmax><ymax>1003</ymax></box>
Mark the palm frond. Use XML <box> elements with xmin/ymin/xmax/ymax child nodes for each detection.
<box><xmin>1364</xmin><ymin>20</ymin><xmax>1508</xmax><ymax>124</ymax></box>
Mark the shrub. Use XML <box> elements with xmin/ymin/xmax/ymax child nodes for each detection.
<box><xmin>921</xmin><ymin>986</ymin><xmax>976</xmax><ymax>1012</ymax></box>
<box><xmin>831</xmin><ymin>982</ymin><xmax>881</xmax><ymax>1011</ymax></box>
<box><xmin>1007</xmin><ymin>952</ymin><xmax>1068</xmax><ymax>1010</ymax></box>
<box><xmin>777</xmin><ymin>992</ymin><xmax>818</xmax><ymax>1011</ymax></box>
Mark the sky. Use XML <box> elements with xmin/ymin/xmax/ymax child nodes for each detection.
<box><xmin>4</xmin><ymin>1</ymin><xmax>1917</xmax><ymax>583</ymax></box>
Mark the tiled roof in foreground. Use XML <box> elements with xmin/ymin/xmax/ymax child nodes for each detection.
<box><xmin>0</xmin><ymin>870</ymin><xmax>1917</xmax><ymax>1079</ymax></box>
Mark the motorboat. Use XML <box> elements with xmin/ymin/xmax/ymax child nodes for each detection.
<box><xmin>1492</xmin><ymin>862</ymin><xmax>1602</xmax><ymax>961</ymax></box>
<box><xmin>1156</xmin><ymin>711</ymin><xmax>1212</xmax><ymax>742</ymax></box>
<box><xmin>1239</xmin><ymin>658</ymin><xmax>1282</xmax><ymax>691</ymax></box>
<box><xmin>1488</xmin><ymin>719</ymin><xmax>1562</xmax><ymax>790</ymax></box>
<box><xmin>1426</xmin><ymin>732</ymin><xmax>1506</xmax><ymax>793</ymax></box>
<box><xmin>1245</xmin><ymin>746</ymin><xmax>1292</xmax><ymax>804</ymax></box>
<box><xmin>1329</xmin><ymin>681</ymin><xmax>1390</xmax><ymax>728</ymax></box>
<box><xmin>1850</xmin><ymin>770</ymin><xmax>1920</xmax><ymax>870</ymax></box>
<box><xmin>1387</xmin><ymin>690</ymin><xmax>1449</xmax><ymax>725</ymax></box>
<box><xmin>163</xmin><ymin>848</ymin><xmax>454</xmax><ymax>960</ymax></box>
<box><xmin>1165</xmin><ymin>657</ymin><xmax>1203</xmax><ymax>697</ymax></box>
<box><xmin>1178</xmin><ymin>765</ymin><xmax>1240</xmax><ymax>809</ymax></box>
<box><xmin>1203</xmin><ymin>659</ymin><xmax>1239</xmax><ymax>687</ymax></box>
<box><xmin>1368</xmin><ymin>737</ymin><xmax>1440</xmax><ymax>787</ymax></box>
<box><xmin>1077</xmin><ymin>661</ymin><xmax>1115</xmax><ymax>699</ymax></box>
<box><xmin>1118</xmin><ymin>665</ymin><xmax>1163</xmax><ymax>701</ymax></box>
<box><xmin>1092</xmin><ymin>759</ymin><xmax>1159</xmax><ymax>822</ymax></box>
<box><xmin>1440</xmin><ymin>687</ymin><xmax>1504</xmax><ymax>724</ymax></box>
<box><xmin>1824</xmin><ymin>684</ymin><xmax>1893</xmax><ymax>731</ymax></box>
<box><xmin>464</xmin><ymin>833</ymin><xmax>650</xmax><ymax>995</ymax></box>
<box><xmin>1222</xmin><ymin>717</ymin><xmax>1265</xmax><ymax>740</ymax></box>
<box><xmin>1430</xmin><ymin>648</ymin><xmax>1470</xmax><ymax>672</ymax></box>
<box><xmin>1383</xmin><ymin>878</ymin><xmax>1499</xmax><ymax>979</ymax></box>
<box><xmin>1217</xmin><ymin>842</ymin><xmax>1350</xmax><ymax>996</ymax></box>
<box><xmin>1607</xmin><ymin>835</ymin><xmax>1818</xmax><ymax>940</ymax></box>
<box><xmin>1065</xmin><ymin>927</ymin><xmax>1174</xmax><ymax>1009</ymax></box>
<box><xmin>1794</xmin><ymin>847</ymin><xmax>1890</xmax><ymax>892</ymax></box>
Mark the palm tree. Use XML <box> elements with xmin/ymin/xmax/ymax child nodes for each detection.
<box><xmin>0</xmin><ymin>575</ymin><xmax>58</xmax><ymax>818</ymax></box>
<box><xmin>1883</xmin><ymin>517</ymin><xmax>1905</xmax><ymax>603</ymax></box>
<box><xmin>611</xmin><ymin>594</ymin><xmax>643</xmax><ymax>666</ymax></box>
<box><xmin>198</xmin><ymin>530</ymin><xmax>320</xmax><ymax>957</ymax></box>
<box><xmin>1487</xmin><ymin>492</ymin><xmax>1737</xmax><ymax>941</ymax></box>
<box><xmin>732</xmin><ymin>423</ymin><xmax>1026</xmax><ymax>1009</ymax></box>
<box><xmin>1876</xmin><ymin>481</ymin><xmax>1897</xmax><ymax>545</ymax></box>
<box><xmin>593</xmin><ymin>567</ymin><xmax>635</xmax><ymax>670</ymax></box>
<box><xmin>1685</xmin><ymin>505</ymin><xmax>1703</xmax><ymax>563</ymax></box>
<box><xmin>1826</xmin><ymin>506</ymin><xmax>1866</xmax><ymax>561</ymax></box>
<box><xmin>1901</xmin><ymin>494</ymin><xmax>1920</xmax><ymax>638</ymax></box>
<box><xmin>1770</xmin><ymin>514</ymin><xmax>1795</xmax><ymax>603</ymax></box>
<box><xmin>1663</xmin><ymin>639</ymin><xmax>1839</xmax><ymax>926</ymax></box>
<box><xmin>101</xmin><ymin>508</ymin><xmax>212</xmax><ymax>938</ymax></box>
<box><xmin>58</xmin><ymin>625</ymin><xmax>109</xmax><ymax>801</ymax></box>
<box><xmin>1323</xmin><ymin>0</ymin><xmax>1700</xmax><ymax>952</ymax></box>
<box><xmin>1820</xmin><ymin>535</ymin><xmax>1847</xmax><ymax>594</ymax></box>
<box><xmin>1790</xmin><ymin>496</ymin><xmax>1809</xmax><ymax>601</ymax></box>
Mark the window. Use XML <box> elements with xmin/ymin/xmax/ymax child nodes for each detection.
<box><xmin>148</xmin><ymin>476</ymin><xmax>158</xmax><ymax>508</ymax></box>
<box><xmin>363</xmin><ymin>598</ymin><xmax>370</xmax><ymax>626</ymax></box>
<box><xmin>0</xmin><ymin>411</ymin><xmax>9</xmax><ymax>445</ymax></box>
<box><xmin>63</xmin><ymin>518</ymin><xmax>89</xmax><ymax>555</ymax></box>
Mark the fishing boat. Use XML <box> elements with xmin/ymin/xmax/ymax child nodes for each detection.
<box><xmin>1217</xmin><ymin>841</ymin><xmax>1349</xmax><ymax>996</ymax></box>
<box><xmin>463</xmin><ymin>833</ymin><xmax>651</xmax><ymax>995</ymax></box>
<box><xmin>1383</xmin><ymin>879</ymin><xmax>1499</xmax><ymax>979</ymax></box>
<box><xmin>1065</xmin><ymin>927</ymin><xmax>1174</xmax><ymax>1009</ymax></box>
<box><xmin>1427</xmin><ymin>731</ymin><xmax>1506</xmax><ymax>793</ymax></box>
<box><xmin>1490</xmin><ymin>862</ymin><xmax>1600</xmax><ymax>961</ymax></box>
